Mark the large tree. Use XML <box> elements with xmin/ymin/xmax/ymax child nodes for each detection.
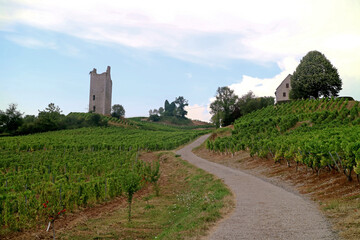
<box><xmin>163</xmin><ymin>100</ymin><xmax>176</xmax><ymax>116</ymax></box>
<box><xmin>37</xmin><ymin>103</ymin><xmax>64</xmax><ymax>131</ymax></box>
<box><xmin>0</xmin><ymin>104</ymin><xmax>23</xmax><ymax>133</ymax></box>
<box><xmin>210</xmin><ymin>87</ymin><xmax>238</xmax><ymax>127</ymax></box>
<box><xmin>174</xmin><ymin>96</ymin><xmax>189</xmax><ymax>118</ymax></box>
<box><xmin>111</xmin><ymin>104</ymin><xmax>125</xmax><ymax>119</ymax></box>
<box><xmin>290</xmin><ymin>50</ymin><xmax>342</xmax><ymax>99</ymax></box>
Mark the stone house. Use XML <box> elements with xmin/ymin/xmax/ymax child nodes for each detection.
<box><xmin>89</xmin><ymin>66</ymin><xmax>112</xmax><ymax>115</ymax></box>
<box><xmin>275</xmin><ymin>74</ymin><xmax>292</xmax><ymax>103</ymax></box>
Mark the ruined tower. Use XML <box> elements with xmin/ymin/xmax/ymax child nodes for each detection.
<box><xmin>89</xmin><ymin>66</ymin><xmax>112</xmax><ymax>115</ymax></box>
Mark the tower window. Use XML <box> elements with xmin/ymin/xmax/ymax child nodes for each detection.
<box><xmin>283</xmin><ymin>92</ymin><xmax>286</xmax><ymax>97</ymax></box>
<box><xmin>93</xmin><ymin>95</ymin><xmax>95</xmax><ymax>101</ymax></box>
<box><xmin>93</xmin><ymin>106</ymin><xmax>96</xmax><ymax>112</ymax></box>
<box><xmin>286</xmin><ymin>83</ymin><xmax>289</xmax><ymax>88</ymax></box>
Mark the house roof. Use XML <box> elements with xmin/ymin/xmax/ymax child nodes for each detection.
<box><xmin>275</xmin><ymin>74</ymin><xmax>292</xmax><ymax>91</ymax></box>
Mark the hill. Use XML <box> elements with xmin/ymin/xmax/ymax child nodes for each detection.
<box><xmin>207</xmin><ymin>98</ymin><xmax>360</xmax><ymax>181</ymax></box>
<box><xmin>68</xmin><ymin>113</ymin><xmax>214</xmax><ymax>130</ymax></box>
<box><xmin>0</xmin><ymin>120</ymin><xmax>213</xmax><ymax>236</ymax></box>
<box><xmin>129</xmin><ymin>116</ymin><xmax>214</xmax><ymax>130</ymax></box>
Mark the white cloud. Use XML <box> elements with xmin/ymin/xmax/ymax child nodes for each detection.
<box><xmin>229</xmin><ymin>57</ymin><xmax>298</xmax><ymax>97</ymax></box>
<box><xmin>185</xmin><ymin>104</ymin><xmax>211</xmax><ymax>122</ymax></box>
<box><xmin>2</xmin><ymin>0</ymin><xmax>360</xmax><ymax>99</ymax></box>
<box><xmin>4</xmin><ymin>1</ymin><xmax>360</xmax><ymax>60</ymax></box>
<box><xmin>5</xmin><ymin>35</ymin><xmax>57</xmax><ymax>49</ymax></box>
<box><xmin>197</xmin><ymin>58</ymin><xmax>298</xmax><ymax>122</ymax></box>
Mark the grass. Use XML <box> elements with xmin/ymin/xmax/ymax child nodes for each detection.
<box><xmin>322</xmin><ymin>197</ymin><xmax>360</xmax><ymax>239</ymax></box>
<box><xmin>57</xmin><ymin>152</ymin><xmax>233</xmax><ymax>240</ymax></box>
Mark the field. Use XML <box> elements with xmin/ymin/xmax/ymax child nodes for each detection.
<box><xmin>0</xmin><ymin>123</ymin><xmax>211</xmax><ymax>236</ymax></box>
<box><xmin>207</xmin><ymin>98</ymin><xmax>360</xmax><ymax>182</ymax></box>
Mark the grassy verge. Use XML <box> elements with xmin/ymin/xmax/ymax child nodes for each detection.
<box><xmin>57</xmin><ymin>152</ymin><xmax>233</xmax><ymax>240</ymax></box>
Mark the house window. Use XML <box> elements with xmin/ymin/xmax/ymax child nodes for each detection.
<box><xmin>283</xmin><ymin>92</ymin><xmax>286</xmax><ymax>97</ymax></box>
<box><xmin>93</xmin><ymin>95</ymin><xmax>95</xmax><ymax>101</ymax></box>
<box><xmin>286</xmin><ymin>83</ymin><xmax>289</xmax><ymax>88</ymax></box>
<box><xmin>93</xmin><ymin>106</ymin><xmax>96</xmax><ymax>112</ymax></box>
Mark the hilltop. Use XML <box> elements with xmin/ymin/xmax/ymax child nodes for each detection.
<box><xmin>129</xmin><ymin>116</ymin><xmax>214</xmax><ymax>129</ymax></box>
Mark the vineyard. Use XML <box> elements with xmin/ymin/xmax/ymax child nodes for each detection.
<box><xmin>206</xmin><ymin>98</ymin><xmax>360</xmax><ymax>181</ymax></box>
<box><xmin>68</xmin><ymin>112</ymin><xmax>137</xmax><ymax>127</ymax></box>
<box><xmin>0</xmin><ymin>123</ymin><xmax>210</xmax><ymax>233</ymax></box>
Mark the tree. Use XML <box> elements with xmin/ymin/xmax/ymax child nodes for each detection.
<box><xmin>164</xmin><ymin>100</ymin><xmax>176</xmax><ymax>116</ymax></box>
<box><xmin>0</xmin><ymin>110</ymin><xmax>7</xmax><ymax>133</ymax></box>
<box><xmin>148</xmin><ymin>108</ymin><xmax>160</xmax><ymax>121</ymax></box>
<box><xmin>158</xmin><ymin>107</ymin><xmax>164</xmax><ymax>116</ymax></box>
<box><xmin>164</xmin><ymin>100</ymin><xmax>171</xmax><ymax>115</ymax></box>
<box><xmin>37</xmin><ymin>103</ymin><xmax>64</xmax><ymax>131</ymax></box>
<box><xmin>111</xmin><ymin>104</ymin><xmax>125</xmax><ymax>119</ymax></box>
<box><xmin>290</xmin><ymin>50</ymin><xmax>342</xmax><ymax>99</ymax></box>
<box><xmin>210</xmin><ymin>87</ymin><xmax>238</xmax><ymax>127</ymax></box>
<box><xmin>145</xmin><ymin>160</ymin><xmax>161</xmax><ymax>196</ymax></box>
<box><xmin>121</xmin><ymin>170</ymin><xmax>142</xmax><ymax>221</ymax></box>
<box><xmin>0</xmin><ymin>104</ymin><xmax>23</xmax><ymax>133</ymax></box>
<box><xmin>237</xmin><ymin>91</ymin><xmax>274</xmax><ymax>115</ymax></box>
<box><xmin>152</xmin><ymin>109</ymin><xmax>159</xmax><ymax>116</ymax></box>
<box><xmin>174</xmin><ymin>96</ymin><xmax>189</xmax><ymax>118</ymax></box>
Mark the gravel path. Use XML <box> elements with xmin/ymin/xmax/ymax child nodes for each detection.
<box><xmin>176</xmin><ymin>134</ymin><xmax>337</xmax><ymax>240</ymax></box>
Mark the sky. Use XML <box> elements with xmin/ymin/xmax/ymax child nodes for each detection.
<box><xmin>0</xmin><ymin>0</ymin><xmax>359</xmax><ymax>122</ymax></box>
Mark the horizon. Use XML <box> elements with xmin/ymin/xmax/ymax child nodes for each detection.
<box><xmin>1</xmin><ymin>0</ymin><xmax>359</xmax><ymax>122</ymax></box>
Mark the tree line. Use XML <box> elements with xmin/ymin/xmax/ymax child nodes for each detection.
<box><xmin>148</xmin><ymin>96</ymin><xmax>189</xmax><ymax>122</ymax></box>
<box><xmin>210</xmin><ymin>89</ymin><xmax>274</xmax><ymax>128</ymax></box>
<box><xmin>0</xmin><ymin>103</ymin><xmax>108</xmax><ymax>136</ymax></box>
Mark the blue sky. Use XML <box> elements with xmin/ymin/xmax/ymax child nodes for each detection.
<box><xmin>1</xmin><ymin>0</ymin><xmax>359</xmax><ymax>121</ymax></box>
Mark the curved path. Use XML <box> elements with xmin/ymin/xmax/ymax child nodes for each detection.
<box><xmin>176</xmin><ymin>134</ymin><xmax>337</xmax><ymax>240</ymax></box>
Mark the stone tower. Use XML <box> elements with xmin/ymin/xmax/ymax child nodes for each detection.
<box><xmin>89</xmin><ymin>66</ymin><xmax>112</xmax><ymax>115</ymax></box>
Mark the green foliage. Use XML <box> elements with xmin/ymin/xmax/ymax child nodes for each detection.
<box><xmin>290</xmin><ymin>50</ymin><xmax>342</xmax><ymax>99</ymax></box>
<box><xmin>165</xmin><ymin>101</ymin><xmax>177</xmax><ymax>116</ymax></box>
<box><xmin>206</xmin><ymin>99</ymin><xmax>360</xmax><ymax>181</ymax></box>
<box><xmin>210</xmin><ymin>89</ymin><xmax>274</xmax><ymax>128</ymax></box>
<box><xmin>237</xmin><ymin>91</ymin><xmax>274</xmax><ymax>115</ymax></box>
<box><xmin>210</xmin><ymin>87</ymin><xmax>238</xmax><ymax>127</ymax></box>
<box><xmin>174</xmin><ymin>96</ymin><xmax>189</xmax><ymax>118</ymax></box>
<box><xmin>0</xmin><ymin>124</ymin><xmax>209</xmax><ymax>231</ymax></box>
<box><xmin>151</xmin><ymin>97</ymin><xmax>189</xmax><ymax>119</ymax></box>
<box><xmin>121</xmin><ymin>170</ymin><xmax>143</xmax><ymax>221</ymax></box>
<box><xmin>0</xmin><ymin>104</ymin><xmax>23</xmax><ymax>134</ymax></box>
<box><xmin>0</xmin><ymin>104</ymin><xmax>110</xmax><ymax>136</ymax></box>
<box><xmin>111</xmin><ymin>104</ymin><xmax>125</xmax><ymax>119</ymax></box>
<box><xmin>145</xmin><ymin>160</ymin><xmax>161</xmax><ymax>196</ymax></box>
<box><xmin>148</xmin><ymin>114</ymin><xmax>161</xmax><ymax>122</ymax></box>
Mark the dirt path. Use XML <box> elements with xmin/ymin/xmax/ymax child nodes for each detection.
<box><xmin>177</xmin><ymin>134</ymin><xmax>337</xmax><ymax>240</ymax></box>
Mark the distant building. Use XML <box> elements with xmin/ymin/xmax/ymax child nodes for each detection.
<box><xmin>89</xmin><ymin>66</ymin><xmax>112</xmax><ymax>115</ymax></box>
<box><xmin>275</xmin><ymin>74</ymin><xmax>292</xmax><ymax>103</ymax></box>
